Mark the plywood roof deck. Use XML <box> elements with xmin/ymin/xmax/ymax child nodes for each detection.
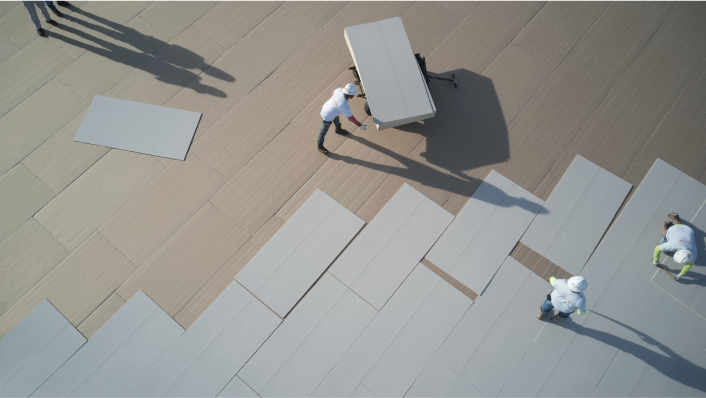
<box><xmin>1</xmin><ymin>0</ymin><xmax>705</xmax><ymax>352</ymax></box>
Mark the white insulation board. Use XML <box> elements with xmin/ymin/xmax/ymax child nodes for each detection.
<box><xmin>136</xmin><ymin>282</ymin><xmax>281</xmax><ymax>397</ymax></box>
<box><xmin>236</xmin><ymin>189</ymin><xmax>365</xmax><ymax>318</ymax></box>
<box><xmin>31</xmin><ymin>291</ymin><xmax>184</xmax><ymax>397</ymax></box>
<box><xmin>406</xmin><ymin>357</ymin><xmax>483</xmax><ymax>397</ymax></box>
<box><xmin>344</xmin><ymin>17</ymin><xmax>435</xmax><ymax>130</ymax></box>
<box><xmin>74</xmin><ymin>95</ymin><xmax>201</xmax><ymax>160</ymax></box>
<box><xmin>338</xmin><ymin>264</ymin><xmax>473</xmax><ymax>397</ymax></box>
<box><xmin>521</xmin><ymin>155</ymin><xmax>632</xmax><ymax>275</ymax></box>
<box><xmin>217</xmin><ymin>376</ymin><xmax>259</xmax><ymax>398</ymax></box>
<box><xmin>329</xmin><ymin>183</ymin><xmax>454</xmax><ymax>310</ymax></box>
<box><xmin>236</xmin><ymin>273</ymin><xmax>377</xmax><ymax>397</ymax></box>
<box><xmin>426</xmin><ymin>170</ymin><xmax>544</xmax><ymax>294</ymax></box>
<box><xmin>0</xmin><ymin>300</ymin><xmax>86</xmax><ymax>398</ymax></box>
<box><xmin>311</xmin><ymin>366</ymin><xmax>374</xmax><ymax>398</ymax></box>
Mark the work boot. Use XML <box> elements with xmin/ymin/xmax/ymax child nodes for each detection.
<box><xmin>317</xmin><ymin>144</ymin><xmax>329</xmax><ymax>155</ymax></box>
<box><xmin>551</xmin><ymin>314</ymin><xmax>562</xmax><ymax>322</ymax></box>
<box><xmin>668</xmin><ymin>213</ymin><xmax>681</xmax><ymax>222</ymax></box>
<box><xmin>52</xmin><ymin>9</ymin><xmax>63</xmax><ymax>17</ymax></box>
<box><xmin>537</xmin><ymin>310</ymin><xmax>546</xmax><ymax>320</ymax></box>
<box><xmin>57</xmin><ymin>1</ymin><xmax>70</xmax><ymax>6</ymax></box>
<box><xmin>47</xmin><ymin>19</ymin><xmax>58</xmax><ymax>26</ymax></box>
<box><xmin>664</xmin><ymin>221</ymin><xmax>673</xmax><ymax>229</ymax></box>
<box><xmin>335</xmin><ymin>127</ymin><xmax>349</xmax><ymax>136</ymax></box>
<box><xmin>36</xmin><ymin>28</ymin><xmax>45</xmax><ymax>36</ymax></box>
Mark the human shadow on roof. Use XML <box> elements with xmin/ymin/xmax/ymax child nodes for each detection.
<box><xmin>44</xmin><ymin>5</ymin><xmax>233</xmax><ymax>97</ymax></box>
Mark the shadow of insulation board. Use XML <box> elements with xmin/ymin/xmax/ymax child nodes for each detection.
<box><xmin>344</xmin><ymin>17</ymin><xmax>435</xmax><ymax>130</ymax></box>
<box><xmin>0</xmin><ymin>300</ymin><xmax>86</xmax><ymax>397</ymax></box>
<box><xmin>235</xmin><ymin>189</ymin><xmax>365</xmax><ymax>318</ymax></box>
<box><xmin>74</xmin><ymin>96</ymin><xmax>201</xmax><ymax>160</ymax></box>
<box><xmin>521</xmin><ymin>155</ymin><xmax>633</xmax><ymax>275</ymax></box>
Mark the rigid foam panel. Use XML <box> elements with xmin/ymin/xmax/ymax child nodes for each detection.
<box><xmin>406</xmin><ymin>357</ymin><xmax>483</xmax><ymax>397</ymax></box>
<box><xmin>311</xmin><ymin>366</ymin><xmax>374</xmax><ymax>398</ymax></box>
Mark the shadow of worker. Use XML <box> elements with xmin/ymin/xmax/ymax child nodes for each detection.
<box><xmin>47</xmin><ymin>5</ymin><xmax>233</xmax><ymax>97</ymax></box>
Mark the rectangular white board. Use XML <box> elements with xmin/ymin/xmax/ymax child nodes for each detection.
<box><xmin>218</xmin><ymin>376</ymin><xmax>259</xmax><ymax>398</ymax></box>
<box><xmin>427</xmin><ymin>170</ymin><xmax>544</xmax><ymax>294</ymax></box>
<box><xmin>136</xmin><ymin>282</ymin><xmax>281</xmax><ymax>397</ymax></box>
<box><xmin>338</xmin><ymin>264</ymin><xmax>473</xmax><ymax>397</ymax></box>
<box><xmin>237</xmin><ymin>273</ymin><xmax>376</xmax><ymax>397</ymax></box>
<box><xmin>75</xmin><ymin>96</ymin><xmax>201</xmax><ymax>160</ymax></box>
<box><xmin>330</xmin><ymin>183</ymin><xmax>454</xmax><ymax>310</ymax></box>
<box><xmin>311</xmin><ymin>366</ymin><xmax>374</xmax><ymax>398</ymax></box>
<box><xmin>31</xmin><ymin>291</ymin><xmax>184</xmax><ymax>397</ymax></box>
<box><xmin>406</xmin><ymin>357</ymin><xmax>483</xmax><ymax>397</ymax></box>
<box><xmin>521</xmin><ymin>155</ymin><xmax>632</xmax><ymax>275</ymax></box>
<box><xmin>0</xmin><ymin>300</ymin><xmax>86</xmax><ymax>397</ymax></box>
<box><xmin>236</xmin><ymin>189</ymin><xmax>364</xmax><ymax>318</ymax></box>
<box><xmin>344</xmin><ymin>17</ymin><xmax>436</xmax><ymax>130</ymax></box>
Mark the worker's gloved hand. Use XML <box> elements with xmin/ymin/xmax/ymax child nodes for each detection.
<box><xmin>674</xmin><ymin>273</ymin><xmax>682</xmax><ymax>280</ymax></box>
<box><xmin>360</xmin><ymin>124</ymin><xmax>367</xmax><ymax>130</ymax></box>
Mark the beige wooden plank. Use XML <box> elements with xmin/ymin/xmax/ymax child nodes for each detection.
<box><xmin>495</xmin><ymin>135</ymin><xmax>561</xmax><ymax>195</ymax></box>
<box><xmin>480</xmin><ymin>1</ymin><xmax>546</xmax><ymax>28</ymax></box>
<box><xmin>659</xmin><ymin>1</ymin><xmax>706</xmax><ymax>54</ymax></box>
<box><xmin>55</xmin><ymin>15</ymin><xmax>171</xmax><ymax>101</ymax></box>
<box><xmin>0</xmin><ymin>218</ymin><xmax>69</xmax><ymax>317</ymax></box>
<box><xmin>116</xmin><ymin>202</ymin><xmax>252</xmax><ymax>320</ymax></box>
<box><xmin>0</xmin><ymin>32</ymin><xmax>20</xmax><ymax>66</ymax></box>
<box><xmin>99</xmin><ymin>157</ymin><xmax>226</xmax><ymax>267</ymax></box>
<box><xmin>35</xmin><ymin>150</ymin><xmax>164</xmax><ymax>251</ymax></box>
<box><xmin>402</xmin><ymin>2</ymin><xmax>464</xmax><ymax>57</ymax></box>
<box><xmin>437</xmin><ymin>1</ymin><xmax>480</xmax><ymax>17</ymax></box>
<box><xmin>512</xmin><ymin>1</ymin><xmax>608</xmax><ymax>67</ymax></box>
<box><xmin>0</xmin><ymin>231</ymin><xmax>136</xmax><ymax>338</ymax></box>
<box><xmin>106</xmin><ymin>26</ymin><xmax>227</xmax><ymax>105</ymax></box>
<box><xmin>140</xmin><ymin>1</ymin><xmax>217</xmax><ymax>39</ymax></box>
<box><xmin>571</xmin><ymin>2</ymin><xmax>664</xmax><ymax>79</ymax></box>
<box><xmin>175</xmin><ymin>216</ymin><xmax>284</xmax><ymax>328</ymax></box>
<box><xmin>0</xmin><ymin>39</ymin><xmax>74</xmax><ymax>119</ymax></box>
<box><xmin>281</xmin><ymin>1</ymin><xmax>347</xmax><ymax>29</ymax></box>
<box><xmin>193</xmin><ymin>1</ymin><xmax>283</xmax><ymax>49</ymax></box>
<box><xmin>22</xmin><ymin>108</ymin><xmax>110</xmax><ymax>194</ymax></box>
<box><xmin>77</xmin><ymin>292</ymin><xmax>125</xmax><ymax>339</ymax></box>
<box><xmin>0</xmin><ymin>164</ymin><xmax>56</xmax><ymax>243</ymax></box>
<box><xmin>421</xmin><ymin>258</ymin><xmax>478</xmax><ymax>301</ymax></box>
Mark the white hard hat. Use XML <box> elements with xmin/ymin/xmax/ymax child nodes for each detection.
<box><xmin>343</xmin><ymin>83</ymin><xmax>357</xmax><ymax>96</ymax></box>
<box><xmin>674</xmin><ymin>250</ymin><xmax>694</xmax><ymax>264</ymax></box>
<box><xmin>568</xmin><ymin>276</ymin><xmax>587</xmax><ymax>292</ymax></box>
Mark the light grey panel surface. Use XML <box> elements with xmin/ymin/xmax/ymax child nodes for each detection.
<box><xmin>344</xmin><ymin>17</ymin><xmax>435</xmax><ymax>130</ymax></box>
<box><xmin>218</xmin><ymin>376</ymin><xmax>259</xmax><ymax>398</ymax></box>
<box><xmin>329</xmin><ymin>183</ymin><xmax>454</xmax><ymax>310</ymax></box>
<box><xmin>405</xmin><ymin>357</ymin><xmax>483</xmax><ymax>397</ymax></box>
<box><xmin>0</xmin><ymin>300</ymin><xmax>86</xmax><ymax>398</ymax></box>
<box><xmin>521</xmin><ymin>155</ymin><xmax>632</xmax><ymax>275</ymax></box>
<box><xmin>236</xmin><ymin>189</ymin><xmax>365</xmax><ymax>318</ymax></box>
<box><xmin>31</xmin><ymin>291</ymin><xmax>184</xmax><ymax>397</ymax></box>
<box><xmin>338</xmin><ymin>264</ymin><xmax>473</xmax><ymax>397</ymax></box>
<box><xmin>74</xmin><ymin>96</ymin><xmax>201</xmax><ymax>160</ymax></box>
<box><xmin>436</xmin><ymin>257</ymin><xmax>548</xmax><ymax>397</ymax></box>
<box><xmin>426</xmin><ymin>170</ymin><xmax>544</xmax><ymax>294</ymax></box>
<box><xmin>136</xmin><ymin>282</ymin><xmax>281</xmax><ymax>397</ymax></box>
<box><xmin>236</xmin><ymin>273</ymin><xmax>376</xmax><ymax>397</ymax></box>
<box><xmin>497</xmin><ymin>343</ymin><xmax>557</xmax><ymax>397</ymax></box>
<box><xmin>311</xmin><ymin>366</ymin><xmax>374</xmax><ymax>398</ymax></box>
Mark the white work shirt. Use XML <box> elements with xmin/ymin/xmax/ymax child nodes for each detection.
<box><xmin>320</xmin><ymin>88</ymin><xmax>353</xmax><ymax>122</ymax></box>
<box><xmin>550</xmin><ymin>278</ymin><xmax>586</xmax><ymax>314</ymax></box>
<box><xmin>660</xmin><ymin>224</ymin><xmax>697</xmax><ymax>255</ymax></box>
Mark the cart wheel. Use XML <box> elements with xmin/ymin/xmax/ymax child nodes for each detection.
<box><xmin>364</xmin><ymin>101</ymin><xmax>371</xmax><ymax>116</ymax></box>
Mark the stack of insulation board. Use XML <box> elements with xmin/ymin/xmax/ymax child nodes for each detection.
<box><xmin>344</xmin><ymin>17</ymin><xmax>436</xmax><ymax>130</ymax></box>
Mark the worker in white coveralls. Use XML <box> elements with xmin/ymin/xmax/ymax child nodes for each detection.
<box><xmin>317</xmin><ymin>83</ymin><xmax>367</xmax><ymax>155</ymax></box>
<box><xmin>653</xmin><ymin>212</ymin><xmax>696</xmax><ymax>280</ymax></box>
<box><xmin>537</xmin><ymin>276</ymin><xmax>587</xmax><ymax>322</ymax></box>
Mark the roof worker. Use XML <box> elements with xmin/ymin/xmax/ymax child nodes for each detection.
<box><xmin>538</xmin><ymin>276</ymin><xmax>587</xmax><ymax>322</ymax></box>
<box><xmin>317</xmin><ymin>84</ymin><xmax>367</xmax><ymax>155</ymax></box>
<box><xmin>653</xmin><ymin>212</ymin><xmax>696</xmax><ymax>280</ymax></box>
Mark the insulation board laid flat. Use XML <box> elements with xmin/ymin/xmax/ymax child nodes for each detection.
<box><xmin>31</xmin><ymin>291</ymin><xmax>184</xmax><ymax>397</ymax></box>
<box><xmin>74</xmin><ymin>95</ymin><xmax>202</xmax><ymax>160</ymax></box>
<box><xmin>217</xmin><ymin>376</ymin><xmax>258</xmax><ymax>398</ymax></box>
<box><xmin>329</xmin><ymin>183</ymin><xmax>454</xmax><ymax>310</ymax></box>
<box><xmin>236</xmin><ymin>189</ymin><xmax>365</xmax><ymax>318</ymax></box>
<box><xmin>521</xmin><ymin>155</ymin><xmax>632</xmax><ymax>275</ymax></box>
<box><xmin>311</xmin><ymin>366</ymin><xmax>374</xmax><ymax>398</ymax></box>
<box><xmin>426</xmin><ymin>170</ymin><xmax>544</xmax><ymax>294</ymax></box>
<box><xmin>435</xmin><ymin>257</ymin><xmax>548</xmax><ymax>397</ymax></box>
<box><xmin>406</xmin><ymin>357</ymin><xmax>483</xmax><ymax>397</ymax></box>
<box><xmin>0</xmin><ymin>300</ymin><xmax>86</xmax><ymax>397</ymax></box>
<box><xmin>237</xmin><ymin>273</ymin><xmax>377</xmax><ymax>397</ymax></box>
<box><xmin>136</xmin><ymin>282</ymin><xmax>281</xmax><ymax>397</ymax></box>
<box><xmin>338</xmin><ymin>264</ymin><xmax>473</xmax><ymax>397</ymax></box>
<box><xmin>344</xmin><ymin>17</ymin><xmax>436</xmax><ymax>130</ymax></box>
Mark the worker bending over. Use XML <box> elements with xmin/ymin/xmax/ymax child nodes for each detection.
<box><xmin>317</xmin><ymin>84</ymin><xmax>367</xmax><ymax>154</ymax></box>
<box><xmin>538</xmin><ymin>276</ymin><xmax>587</xmax><ymax>322</ymax></box>
<box><xmin>653</xmin><ymin>212</ymin><xmax>696</xmax><ymax>280</ymax></box>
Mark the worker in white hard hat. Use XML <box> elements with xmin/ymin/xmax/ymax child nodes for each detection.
<box><xmin>653</xmin><ymin>212</ymin><xmax>696</xmax><ymax>280</ymax></box>
<box><xmin>317</xmin><ymin>83</ymin><xmax>367</xmax><ymax>154</ymax></box>
<box><xmin>538</xmin><ymin>276</ymin><xmax>587</xmax><ymax>322</ymax></box>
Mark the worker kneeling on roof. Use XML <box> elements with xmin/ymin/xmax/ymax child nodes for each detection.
<box><xmin>653</xmin><ymin>212</ymin><xmax>696</xmax><ymax>281</ymax></box>
<box><xmin>538</xmin><ymin>276</ymin><xmax>587</xmax><ymax>322</ymax></box>
<box><xmin>317</xmin><ymin>83</ymin><xmax>367</xmax><ymax>155</ymax></box>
